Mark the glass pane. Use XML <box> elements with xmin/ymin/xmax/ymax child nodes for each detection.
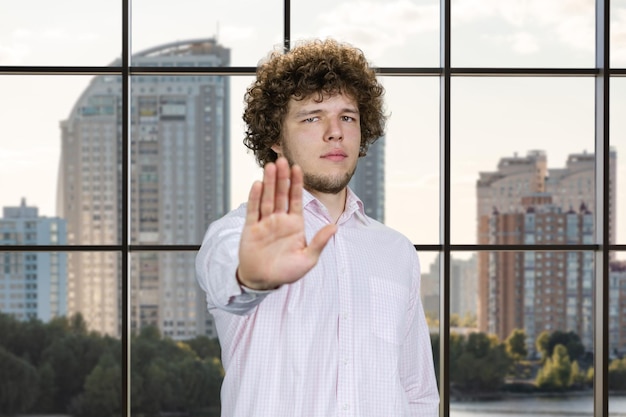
<box><xmin>0</xmin><ymin>251</ymin><xmax>121</xmax><ymax>415</ymax></box>
<box><xmin>419</xmin><ymin>251</ymin><xmax>441</xmax><ymax>390</ymax></box>
<box><xmin>611</xmin><ymin>0</ymin><xmax>626</xmax><ymax>68</ymax></box>
<box><xmin>611</xmin><ymin>78</ymin><xmax>626</xmax><ymax>244</ymax></box>
<box><xmin>229</xmin><ymin>76</ymin><xmax>263</xmax><ymax>209</ymax></box>
<box><xmin>129</xmin><ymin>75</ymin><xmax>259</xmax><ymax>245</ymax></box>
<box><xmin>451</xmin><ymin>77</ymin><xmax>595</xmax><ymax>244</ymax></box>
<box><xmin>132</xmin><ymin>0</ymin><xmax>282</xmax><ymax>67</ymax></box>
<box><xmin>0</xmin><ymin>75</ymin><xmax>121</xmax><ymax>245</ymax></box>
<box><xmin>609</xmin><ymin>252</ymin><xmax>626</xmax><ymax>416</ymax></box>
<box><xmin>451</xmin><ymin>0</ymin><xmax>594</xmax><ymax>68</ymax></box>
<box><xmin>450</xmin><ymin>250</ymin><xmax>594</xmax><ymax>416</ymax></box>
<box><xmin>0</xmin><ymin>1</ymin><xmax>120</xmax><ymax>66</ymax></box>
<box><xmin>130</xmin><ymin>251</ymin><xmax>213</xmax><ymax>338</ymax></box>
<box><xmin>130</xmin><ymin>250</ymin><xmax>222</xmax><ymax>414</ymax></box>
<box><xmin>292</xmin><ymin>0</ymin><xmax>440</xmax><ymax>67</ymax></box>
<box><xmin>380</xmin><ymin>76</ymin><xmax>439</xmax><ymax>244</ymax></box>
<box><xmin>130</xmin><ymin>74</ymin><xmax>229</xmax><ymax>245</ymax></box>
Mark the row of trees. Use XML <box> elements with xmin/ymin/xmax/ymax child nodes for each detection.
<box><xmin>0</xmin><ymin>313</ymin><xmax>222</xmax><ymax>417</ymax></box>
<box><xmin>432</xmin><ymin>328</ymin><xmax>626</xmax><ymax>394</ymax></box>
<box><xmin>2</xmin><ymin>311</ymin><xmax>626</xmax><ymax>416</ymax></box>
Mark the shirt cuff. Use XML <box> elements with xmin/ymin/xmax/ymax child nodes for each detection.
<box><xmin>239</xmin><ymin>284</ymin><xmax>275</xmax><ymax>298</ymax></box>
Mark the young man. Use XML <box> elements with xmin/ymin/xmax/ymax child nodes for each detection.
<box><xmin>195</xmin><ymin>39</ymin><xmax>439</xmax><ymax>417</ymax></box>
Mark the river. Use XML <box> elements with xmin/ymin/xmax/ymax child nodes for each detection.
<box><xmin>451</xmin><ymin>395</ymin><xmax>626</xmax><ymax>416</ymax></box>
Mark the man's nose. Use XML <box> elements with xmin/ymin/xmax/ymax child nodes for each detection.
<box><xmin>324</xmin><ymin>118</ymin><xmax>343</xmax><ymax>141</ymax></box>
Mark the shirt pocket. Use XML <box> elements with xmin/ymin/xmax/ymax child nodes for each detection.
<box><xmin>368</xmin><ymin>276</ymin><xmax>409</xmax><ymax>345</ymax></box>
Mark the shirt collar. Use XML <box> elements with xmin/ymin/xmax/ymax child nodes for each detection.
<box><xmin>302</xmin><ymin>187</ymin><xmax>371</xmax><ymax>226</ymax></box>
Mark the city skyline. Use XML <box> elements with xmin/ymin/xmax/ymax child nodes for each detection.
<box><xmin>47</xmin><ymin>37</ymin><xmax>387</xmax><ymax>338</ymax></box>
<box><xmin>2</xmin><ymin>3</ymin><xmax>625</xmax><ymax>415</ymax></box>
<box><xmin>2</xmin><ymin>1</ymin><xmax>626</xmax><ymax>272</ymax></box>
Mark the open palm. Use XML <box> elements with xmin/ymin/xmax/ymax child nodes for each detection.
<box><xmin>237</xmin><ymin>158</ymin><xmax>337</xmax><ymax>290</ymax></box>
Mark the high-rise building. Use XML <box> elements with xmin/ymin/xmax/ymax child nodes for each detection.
<box><xmin>0</xmin><ymin>199</ymin><xmax>67</xmax><ymax>322</ymax></box>
<box><xmin>609</xmin><ymin>261</ymin><xmax>626</xmax><ymax>357</ymax></box>
<box><xmin>477</xmin><ymin>149</ymin><xmax>619</xmax><ymax>353</ymax></box>
<box><xmin>57</xmin><ymin>39</ymin><xmax>230</xmax><ymax>338</ymax></box>
<box><xmin>420</xmin><ymin>253</ymin><xmax>477</xmax><ymax>326</ymax></box>
<box><xmin>546</xmin><ymin>150</ymin><xmax>617</xmax><ymax>247</ymax></box>
<box><xmin>476</xmin><ymin>150</ymin><xmax>548</xmax><ymax>332</ymax></box>
<box><xmin>488</xmin><ymin>194</ymin><xmax>595</xmax><ymax>352</ymax></box>
<box><xmin>349</xmin><ymin>137</ymin><xmax>385</xmax><ymax>222</ymax></box>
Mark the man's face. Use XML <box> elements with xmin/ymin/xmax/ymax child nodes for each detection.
<box><xmin>272</xmin><ymin>93</ymin><xmax>361</xmax><ymax>195</ymax></box>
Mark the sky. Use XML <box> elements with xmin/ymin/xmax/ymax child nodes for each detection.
<box><xmin>1</xmin><ymin>0</ymin><xmax>626</xmax><ymax>266</ymax></box>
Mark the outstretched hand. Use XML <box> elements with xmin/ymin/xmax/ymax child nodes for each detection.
<box><xmin>237</xmin><ymin>157</ymin><xmax>337</xmax><ymax>290</ymax></box>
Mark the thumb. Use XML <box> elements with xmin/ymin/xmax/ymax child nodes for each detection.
<box><xmin>306</xmin><ymin>224</ymin><xmax>337</xmax><ymax>258</ymax></box>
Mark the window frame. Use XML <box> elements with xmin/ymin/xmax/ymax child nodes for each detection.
<box><xmin>2</xmin><ymin>1</ymin><xmax>625</xmax><ymax>416</ymax></box>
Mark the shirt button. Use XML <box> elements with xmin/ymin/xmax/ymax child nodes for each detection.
<box><xmin>342</xmin><ymin>404</ymin><xmax>350</xmax><ymax>411</ymax></box>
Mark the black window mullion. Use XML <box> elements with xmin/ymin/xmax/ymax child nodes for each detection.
<box><xmin>284</xmin><ymin>0</ymin><xmax>290</xmax><ymax>52</ymax></box>
<box><xmin>593</xmin><ymin>0</ymin><xmax>610</xmax><ymax>416</ymax></box>
<box><xmin>439</xmin><ymin>0</ymin><xmax>451</xmax><ymax>416</ymax></box>
<box><xmin>121</xmin><ymin>0</ymin><xmax>131</xmax><ymax>416</ymax></box>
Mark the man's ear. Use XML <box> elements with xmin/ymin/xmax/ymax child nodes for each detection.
<box><xmin>271</xmin><ymin>142</ymin><xmax>282</xmax><ymax>157</ymax></box>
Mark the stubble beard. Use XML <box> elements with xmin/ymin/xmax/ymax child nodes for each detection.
<box><xmin>302</xmin><ymin>168</ymin><xmax>356</xmax><ymax>195</ymax></box>
<box><xmin>279</xmin><ymin>142</ymin><xmax>357</xmax><ymax>195</ymax></box>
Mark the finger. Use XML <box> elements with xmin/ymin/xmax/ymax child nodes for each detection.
<box><xmin>260</xmin><ymin>162</ymin><xmax>277</xmax><ymax>218</ymax></box>
<box><xmin>306</xmin><ymin>224</ymin><xmax>337</xmax><ymax>258</ymax></box>
<box><xmin>288</xmin><ymin>164</ymin><xmax>304</xmax><ymax>215</ymax></box>
<box><xmin>245</xmin><ymin>181</ymin><xmax>263</xmax><ymax>226</ymax></box>
<box><xmin>274</xmin><ymin>157</ymin><xmax>290</xmax><ymax>213</ymax></box>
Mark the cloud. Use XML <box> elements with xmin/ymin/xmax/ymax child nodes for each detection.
<box><xmin>387</xmin><ymin>171</ymin><xmax>439</xmax><ymax>189</ymax></box>
<box><xmin>0</xmin><ymin>27</ymin><xmax>99</xmax><ymax>64</ymax></box>
<box><xmin>0</xmin><ymin>149</ymin><xmax>31</xmax><ymax>169</ymax></box>
<box><xmin>453</xmin><ymin>0</ymin><xmax>595</xmax><ymax>54</ymax></box>
<box><xmin>0</xmin><ymin>42</ymin><xmax>29</xmax><ymax>65</ymax></box>
<box><xmin>488</xmin><ymin>31</ymin><xmax>540</xmax><ymax>55</ymax></box>
<box><xmin>217</xmin><ymin>25</ymin><xmax>255</xmax><ymax>43</ymax></box>
<box><xmin>613</xmin><ymin>9</ymin><xmax>626</xmax><ymax>65</ymax></box>
<box><xmin>311</xmin><ymin>0</ymin><xmax>439</xmax><ymax>60</ymax></box>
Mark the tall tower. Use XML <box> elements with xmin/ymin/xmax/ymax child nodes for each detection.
<box><xmin>547</xmin><ymin>150</ymin><xmax>617</xmax><ymax>250</ymax></box>
<box><xmin>349</xmin><ymin>137</ymin><xmax>385</xmax><ymax>222</ymax></box>
<box><xmin>477</xmin><ymin>149</ymin><xmax>617</xmax><ymax>352</ymax></box>
<box><xmin>0</xmin><ymin>199</ymin><xmax>67</xmax><ymax>322</ymax></box>
<box><xmin>488</xmin><ymin>195</ymin><xmax>594</xmax><ymax>351</ymax></box>
<box><xmin>57</xmin><ymin>39</ymin><xmax>230</xmax><ymax>338</ymax></box>
<box><xmin>476</xmin><ymin>150</ymin><xmax>547</xmax><ymax>331</ymax></box>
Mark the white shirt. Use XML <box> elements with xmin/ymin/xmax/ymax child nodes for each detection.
<box><xmin>195</xmin><ymin>188</ymin><xmax>439</xmax><ymax>417</ymax></box>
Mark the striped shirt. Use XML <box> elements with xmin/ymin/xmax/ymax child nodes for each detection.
<box><xmin>195</xmin><ymin>188</ymin><xmax>439</xmax><ymax>417</ymax></box>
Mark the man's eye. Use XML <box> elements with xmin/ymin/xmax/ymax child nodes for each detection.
<box><xmin>342</xmin><ymin>116</ymin><xmax>355</xmax><ymax>122</ymax></box>
<box><xmin>303</xmin><ymin>117</ymin><xmax>318</xmax><ymax>123</ymax></box>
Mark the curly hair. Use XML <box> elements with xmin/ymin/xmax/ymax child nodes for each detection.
<box><xmin>243</xmin><ymin>39</ymin><xmax>387</xmax><ymax>167</ymax></box>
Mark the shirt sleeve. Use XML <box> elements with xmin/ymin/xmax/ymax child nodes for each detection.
<box><xmin>399</xmin><ymin>250</ymin><xmax>440</xmax><ymax>417</ymax></box>
<box><xmin>195</xmin><ymin>208</ymin><xmax>274</xmax><ymax>316</ymax></box>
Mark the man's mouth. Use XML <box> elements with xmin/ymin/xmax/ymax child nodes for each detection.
<box><xmin>321</xmin><ymin>150</ymin><xmax>347</xmax><ymax>161</ymax></box>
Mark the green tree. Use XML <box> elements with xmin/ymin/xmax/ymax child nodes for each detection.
<box><xmin>130</xmin><ymin>326</ymin><xmax>224</xmax><ymax>416</ymax></box>
<box><xmin>430</xmin><ymin>333</ymin><xmax>440</xmax><ymax>384</ymax></box>
<box><xmin>608</xmin><ymin>357</ymin><xmax>626</xmax><ymax>391</ymax></box>
<box><xmin>535</xmin><ymin>344</ymin><xmax>572</xmax><ymax>390</ymax></box>
<box><xmin>33</xmin><ymin>362</ymin><xmax>57</xmax><ymax>413</ymax></box>
<box><xmin>536</xmin><ymin>330</ymin><xmax>551</xmax><ymax>361</ymax></box>
<box><xmin>460</xmin><ymin>312</ymin><xmax>477</xmax><ymax>328</ymax></box>
<box><xmin>569</xmin><ymin>360</ymin><xmax>588</xmax><ymax>389</ymax></box>
<box><xmin>68</xmin><ymin>354</ymin><xmax>122</xmax><ymax>417</ymax></box>
<box><xmin>450</xmin><ymin>332</ymin><xmax>512</xmax><ymax>392</ymax></box>
<box><xmin>0</xmin><ymin>346</ymin><xmax>39</xmax><ymax>415</ymax></box>
<box><xmin>39</xmin><ymin>330</ymin><xmax>118</xmax><ymax>411</ymax></box>
<box><xmin>184</xmin><ymin>335</ymin><xmax>222</xmax><ymax>360</ymax></box>
<box><xmin>505</xmin><ymin>329</ymin><xmax>528</xmax><ymax>361</ymax></box>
